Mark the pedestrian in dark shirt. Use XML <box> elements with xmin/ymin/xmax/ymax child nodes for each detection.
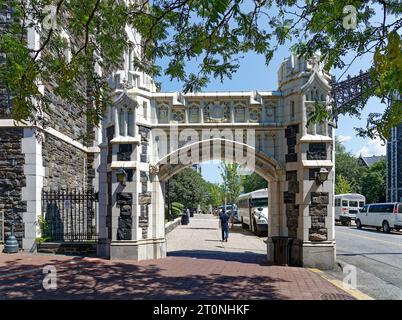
<box><xmin>219</xmin><ymin>210</ymin><xmax>230</xmax><ymax>242</ymax></box>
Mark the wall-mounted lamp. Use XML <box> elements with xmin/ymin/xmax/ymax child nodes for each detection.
<box><xmin>315</xmin><ymin>168</ymin><xmax>329</xmax><ymax>185</ymax></box>
<box><xmin>115</xmin><ymin>167</ymin><xmax>127</xmax><ymax>186</ymax></box>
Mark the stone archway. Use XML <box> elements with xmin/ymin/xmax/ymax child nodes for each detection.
<box><xmin>150</xmin><ymin>138</ymin><xmax>286</xmax><ymax>257</ymax></box>
<box><xmin>97</xmin><ymin>54</ymin><xmax>336</xmax><ymax>269</ymax></box>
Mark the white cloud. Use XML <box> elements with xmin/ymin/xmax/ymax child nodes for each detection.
<box><xmin>337</xmin><ymin>135</ymin><xmax>352</xmax><ymax>143</ymax></box>
<box><xmin>355</xmin><ymin>137</ymin><xmax>386</xmax><ymax>157</ymax></box>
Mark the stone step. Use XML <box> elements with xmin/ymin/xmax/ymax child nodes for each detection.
<box><xmin>37</xmin><ymin>242</ymin><xmax>97</xmax><ymax>255</ymax></box>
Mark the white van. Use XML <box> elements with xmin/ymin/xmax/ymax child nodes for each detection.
<box><xmin>335</xmin><ymin>194</ymin><xmax>365</xmax><ymax>225</ymax></box>
<box><xmin>356</xmin><ymin>202</ymin><xmax>402</xmax><ymax>233</ymax></box>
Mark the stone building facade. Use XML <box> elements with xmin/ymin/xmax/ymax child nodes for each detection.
<box><xmin>387</xmin><ymin>122</ymin><xmax>402</xmax><ymax>202</ymax></box>
<box><xmin>0</xmin><ymin>10</ymin><xmax>100</xmax><ymax>251</ymax></box>
<box><xmin>98</xmin><ymin>53</ymin><xmax>337</xmax><ymax>269</ymax></box>
<box><xmin>2</xmin><ymin>4</ymin><xmax>336</xmax><ymax>269</ymax></box>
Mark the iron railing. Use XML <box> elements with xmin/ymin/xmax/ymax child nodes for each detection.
<box><xmin>0</xmin><ymin>211</ymin><xmax>4</xmax><ymax>243</ymax></box>
<box><xmin>41</xmin><ymin>188</ymin><xmax>98</xmax><ymax>242</ymax></box>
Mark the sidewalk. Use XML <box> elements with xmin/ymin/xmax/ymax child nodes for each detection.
<box><xmin>0</xmin><ymin>214</ymin><xmax>356</xmax><ymax>300</ymax></box>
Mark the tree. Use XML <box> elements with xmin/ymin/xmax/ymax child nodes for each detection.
<box><xmin>360</xmin><ymin>158</ymin><xmax>386</xmax><ymax>204</ymax></box>
<box><xmin>204</xmin><ymin>182</ymin><xmax>223</xmax><ymax>208</ymax></box>
<box><xmin>219</xmin><ymin>162</ymin><xmax>241</xmax><ymax>205</ymax></box>
<box><xmin>167</xmin><ymin>168</ymin><xmax>205</xmax><ymax>209</ymax></box>
<box><xmin>1</xmin><ymin>1</ymin><xmax>401</xmax><ymax>139</ymax></box>
<box><xmin>241</xmin><ymin>172</ymin><xmax>267</xmax><ymax>193</ymax></box>
<box><xmin>335</xmin><ymin>175</ymin><xmax>352</xmax><ymax>195</ymax></box>
<box><xmin>335</xmin><ymin>139</ymin><xmax>367</xmax><ymax>193</ymax></box>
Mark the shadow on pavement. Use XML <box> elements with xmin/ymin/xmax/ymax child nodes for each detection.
<box><xmin>0</xmin><ymin>255</ymin><xmax>287</xmax><ymax>300</ymax></box>
<box><xmin>167</xmin><ymin>249</ymin><xmax>268</xmax><ymax>265</ymax></box>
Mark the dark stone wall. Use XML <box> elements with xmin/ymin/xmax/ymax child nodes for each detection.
<box><xmin>309</xmin><ymin>192</ymin><xmax>329</xmax><ymax>241</ymax></box>
<box><xmin>43</xmin><ymin>86</ymin><xmax>88</xmax><ymax>145</ymax></box>
<box><xmin>0</xmin><ymin>10</ymin><xmax>16</xmax><ymax>119</ymax></box>
<box><xmin>42</xmin><ymin>133</ymin><xmax>93</xmax><ymax>190</ymax></box>
<box><xmin>307</xmin><ymin>143</ymin><xmax>327</xmax><ymax>160</ymax></box>
<box><xmin>139</xmin><ymin>170</ymin><xmax>150</xmax><ymax>239</ymax></box>
<box><xmin>285</xmin><ymin>124</ymin><xmax>298</xmax><ymax>163</ymax></box>
<box><xmin>0</xmin><ymin>128</ymin><xmax>26</xmax><ymax>245</ymax></box>
<box><xmin>285</xmin><ymin>171</ymin><xmax>299</xmax><ymax>238</ymax></box>
<box><xmin>117</xmin><ymin>193</ymin><xmax>132</xmax><ymax>240</ymax></box>
<box><xmin>138</xmin><ymin>125</ymin><xmax>150</xmax><ymax>163</ymax></box>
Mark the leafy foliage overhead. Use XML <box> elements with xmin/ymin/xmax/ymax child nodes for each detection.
<box><xmin>0</xmin><ymin>0</ymin><xmax>401</xmax><ymax>138</ymax></box>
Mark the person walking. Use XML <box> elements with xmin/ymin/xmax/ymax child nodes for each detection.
<box><xmin>219</xmin><ymin>209</ymin><xmax>230</xmax><ymax>242</ymax></box>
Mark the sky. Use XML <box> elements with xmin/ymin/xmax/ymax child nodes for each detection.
<box><xmin>154</xmin><ymin>5</ymin><xmax>389</xmax><ymax>184</ymax></box>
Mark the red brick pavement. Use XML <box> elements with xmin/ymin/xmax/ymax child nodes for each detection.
<box><xmin>0</xmin><ymin>252</ymin><xmax>354</xmax><ymax>300</ymax></box>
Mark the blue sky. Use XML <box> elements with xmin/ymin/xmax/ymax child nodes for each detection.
<box><xmin>155</xmin><ymin>7</ymin><xmax>388</xmax><ymax>184</ymax></box>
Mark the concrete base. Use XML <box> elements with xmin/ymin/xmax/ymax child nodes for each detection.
<box><xmin>22</xmin><ymin>238</ymin><xmax>37</xmax><ymax>253</ymax></box>
<box><xmin>267</xmin><ymin>238</ymin><xmax>336</xmax><ymax>270</ymax></box>
<box><xmin>97</xmin><ymin>238</ymin><xmax>167</xmax><ymax>261</ymax></box>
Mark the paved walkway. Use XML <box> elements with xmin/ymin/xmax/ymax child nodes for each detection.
<box><xmin>0</xmin><ymin>214</ymin><xmax>353</xmax><ymax>300</ymax></box>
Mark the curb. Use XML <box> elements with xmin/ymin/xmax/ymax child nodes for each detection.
<box><xmin>308</xmin><ymin>267</ymin><xmax>374</xmax><ymax>300</ymax></box>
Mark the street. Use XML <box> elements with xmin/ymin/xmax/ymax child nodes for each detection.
<box><xmin>329</xmin><ymin>225</ymin><xmax>402</xmax><ymax>300</ymax></box>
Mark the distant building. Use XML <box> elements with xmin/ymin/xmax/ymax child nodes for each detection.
<box><xmin>358</xmin><ymin>155</ymin><xmax>386</xmax><ymax>168</ymax></box>
<box><xmin>387</xmin><ymin>123</ymin><xmax>402</xmax><ymax>202</ymax></box>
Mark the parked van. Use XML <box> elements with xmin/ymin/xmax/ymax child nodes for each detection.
<box><xmin>356</xmin><ymin>202</ymin><xmax>402</xmax><ymax>233</ymax></box>
<box><xmin>335</xmin><ymin>193</ymin><xmax>365</xmax><ymax>225</ymax></box>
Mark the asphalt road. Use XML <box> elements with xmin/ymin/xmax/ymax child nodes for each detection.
<box><xmin>328</xmin><ymin>225</ymin><xmax>402</xmax><ymax>300</ymax></box>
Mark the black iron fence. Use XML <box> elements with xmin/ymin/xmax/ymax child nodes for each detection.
<box><xmin>0</xmin><ymin>211</ymin><xmax>3</xmax><ymax>243</ymax></box>
<box><xmin>41</xmin><ymin>189</ymin><xmax>98</xmax><ymax>242</ymax></box>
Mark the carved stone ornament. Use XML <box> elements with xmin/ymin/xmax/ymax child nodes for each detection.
<box><xmin>203</xmin><ymin>102</ymin><xmax>230</xmax><ymax>122</ymax></box>
<box><xmin>149</xmin><ymin>164</ymin><xmax>159</xmax><ymax>175</ymax></box>
<box><xmin>249</xmin><ymin>107</ymin><xmax>261</xmax><ymax>122</ymax></box>
<box><xmin>172</xmin><ymin>108</ymin><xmax>185</xmax><ymax>123</ymax></box>
<box><xmin>157</xmin><ymin>103</ymin><xmax>169</xmax><ymax>123</ymax></box>
<box><xmin>188</xmin><ymin>105</ymin><xmax>200</xmax><ymax>122</ymax></box>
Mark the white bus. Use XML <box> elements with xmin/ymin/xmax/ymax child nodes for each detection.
<box><xmin>237</xmin><ymin>188</ymin><xmax>268</xmax><ymax>236</ymax></box>
<box><xmin>335</xmin><ymin>193</ymin><xmax>366</xmax><ymax>225</ymax></box>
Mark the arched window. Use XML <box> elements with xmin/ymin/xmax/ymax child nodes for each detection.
<box><xmin>143</xmin><ymin>101</ymin><xmax>148</xmax><ymax>120</ymax></box>
<box><xmin>118</xmin><ymin>109</ymin><xmax>125</xmax><ymax>136</ymax></box>
<box><xmin>127</xmin><ymin>109</ymin><xmax>134</xmax><ymax>136</ymax></box>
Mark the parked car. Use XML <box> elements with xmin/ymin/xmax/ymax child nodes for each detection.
<box><xmin>356</xmin><ymin>202</ymin><xmax>402</xmax><ymax>233</ymax></box>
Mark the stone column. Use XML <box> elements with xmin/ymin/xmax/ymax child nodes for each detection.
<box><xmin>114</xmin><ymin>108</ymin><xmax>120</xmax><ymax>137</ymax></box>
<box><xmin>123</xmin><ymin>109</ymin><xmax>128</xmax><ymax>136</ymax></box>
<box><xmin>21</xmin><ymin>128</ymin><xmax>44</xmax><ymax>252</ymax></box>
<box><xmin>200</xmin><ymin>102</ymin><xmax>204</xmax><ymax>123</ymax></box>
<box><xmin>266</xmin><ymin>174</ymin><xmax>286</xmax><ymax>264</ymax></box>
